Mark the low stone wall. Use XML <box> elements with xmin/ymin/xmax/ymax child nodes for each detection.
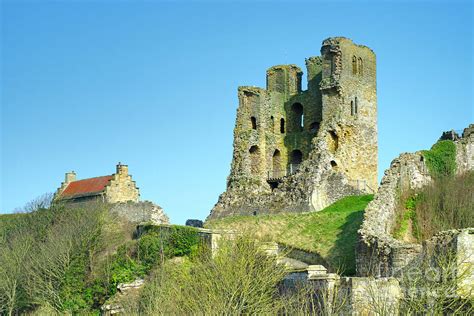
<box><xmin>278</xmin><ymin>244</ymin><xmax>329</xmax><ymax>267</ymax></box>
<box><xmin>195</xmin><ymin>227</ymin><xmax>236</xmax><ymax>255</ymax></box>
<box><xmin>339</xmin><ymin>277</ymin><xmax>402</xmax><ymax>315</ymax></box>
<box><xmin>301</xmin><ymin>265</ymin><xmax>402</xmax><ymax>315</ymax></box>
<box><xmin>422</xmin><ymin>228</ymin><xmax>474</xmax><ymax>299</ymax></box>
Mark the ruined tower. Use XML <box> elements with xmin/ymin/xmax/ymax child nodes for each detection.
<box><xmin>209</xmin><ymin>37</ymin><xmax>377</xmax><ymax>219</ymax></box>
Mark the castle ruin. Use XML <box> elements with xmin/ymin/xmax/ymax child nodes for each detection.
<box><xmin>209</xmin><ymin>37</ymin><xmax>378</xmax><ymax>219</ymax></box>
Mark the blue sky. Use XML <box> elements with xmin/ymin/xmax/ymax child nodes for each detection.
<box><xmin>1</xmin><ymin>0</ymin><xmax>473</xmax><ymax>224</ymax></box>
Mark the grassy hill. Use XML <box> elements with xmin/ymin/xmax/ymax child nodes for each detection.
<box><xmin>206</xmin><ymin>194</ymin><xmax>373</xmax><ymax>275</ymax></box>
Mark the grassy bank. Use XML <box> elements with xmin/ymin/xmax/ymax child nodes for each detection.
<box><xmin>206</xmin><ymin>194</ymin><xmax>373</xmax><ymax>275</ymax></box>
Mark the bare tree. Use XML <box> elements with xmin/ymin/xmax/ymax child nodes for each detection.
<box><xmin>0</xmin><ymin>234</ymin><xmax>34</xmax><ymax>316</ymax></box>
<box><xmin>12</xmin><ymin>192</ymin><xmax>54</xmax><ymax>214</ymax></box>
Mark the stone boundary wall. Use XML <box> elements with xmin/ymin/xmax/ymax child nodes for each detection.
<box><xmin>278</xmin><ymin>244</ymin><xmax>329</xmax><ymax>267</ymax></box>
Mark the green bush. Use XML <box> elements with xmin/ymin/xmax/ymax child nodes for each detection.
<box><xmin>109</xmin><ymin>243</ymin><xmax>147</xmax><ymax>286</ymax></box>
<box><xmin>168</xmin><ymin>225</ymin><xmax>200</xmax><ymax>257</ymax></box>
<box><xmin>422</xmin><ymin>140</ymin><xmax>457</xmax><ymax>177</ymax></box>
<box><xmin>138</xmin><ymin>225</ymin><xmax>200</xmax><ymax>261</ymax></box>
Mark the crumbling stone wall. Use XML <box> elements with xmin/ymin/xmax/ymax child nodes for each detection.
<box><xmin>456</xmin><ymin>124</ymin><xmax>474</xmax><ymax>174</ymax></box>
<box><xmin>209</xmin><ymin>37</ymin><xmax>377</xmax><ymax>219</ymax></box>
<box><xmin>357</xmin><ymin>125</ymin><xmax>474</xmax><ymax>277</ymax></box>
<box><xmin>111</xmin><ymin>201</ymin><xmax>169</xmax><ymax>225</ymax></box>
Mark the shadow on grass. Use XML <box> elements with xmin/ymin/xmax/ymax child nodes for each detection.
<box><xmin>327</xmin><ymin>210</ymin><xmax>365</xmax><ymax>276</ymax></box>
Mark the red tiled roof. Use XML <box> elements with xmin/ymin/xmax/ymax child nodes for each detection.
<box><xmin>61</xmin><ymin>175</ymin><xmax>113</xmax><ymax>198</ymax></box>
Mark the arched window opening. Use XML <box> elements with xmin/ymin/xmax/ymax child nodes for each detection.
<box><xmin>249</xmin><ymin>145</ymin><xmax>260</xmax><ymax>174</ymax></box>
<box><xmin>270</xmin><ymin>116</ymin><xmax>275</xmax><ymax>132</ymax></box>
<box><xmin>358</xmin><ymin>57</ymin><xmax>363</xmax><ymax>75</ymax></box>
<box><xmin>352</xmin><ymin>56</ymin><xmax>357</xmax><ymax>75</ymax></box>
<box><xmin>351</xmin><ymin>100</ymin><xmax>355</xmax><ymax>116</ymax></box>
<box><xmin>280</xmin><ymin>118</ymin><xmax>285</xmax><ymax>133</ymax></box>
<box><xmin>272</xmin><ymin>149</ymin><xmax>282</xmax><ymax>178</ymax></box>
<box><xmin>289</xmin><ymin>150</ymin><xmax>303</xmax><ymax>174</ymax></box>
<box><xmin>309</xmin><ymin>122</ymin><xmax>320</xmax><ymax>133</ymax></box>
<box><xmin>355</xmin><ymin>97</ymin><xmax>359</xmax><ymax>114</ymax></box>
<box><xmin>291</xmin><ymin>103</ymin><xmax>304</xmax><ymax>131</ymax></box>
<box><xmin>330</xmin><ymin>160</ymin><xmax>339</xmax><ymax>171</ymax></box>
<box><xmin>251</xmin><ymin>116</ymin><xmax>257</xmax><ymax>130</ymax></box>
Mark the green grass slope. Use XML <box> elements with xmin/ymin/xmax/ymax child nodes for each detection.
<box><xmin>206</xmin><ymin>194</ymin><xmax>373</xmax><ymax>275</ymax></box>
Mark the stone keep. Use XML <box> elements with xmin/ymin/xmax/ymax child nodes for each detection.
<box><xmin>209</xmin><ymin>37</ymin><xmax>377</xmax><ymax>219</ymax></box>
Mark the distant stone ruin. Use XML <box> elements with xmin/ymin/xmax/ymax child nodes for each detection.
<box><xmin>209</xmin><ymin>37</ymin><xmax>378</xmax><ymax>219</ymax></box>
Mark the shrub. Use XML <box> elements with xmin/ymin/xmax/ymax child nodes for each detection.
<box><xmin>422</xmin><ymin>140</ymin><xmax>456</xmax><ymax>177</ymax></box>
<box><xmin>414</xmin><ymin>172</ymin><xmax>474</xmax><ymax>240</ymax></box>
<box><xmin>137</xmin><ymin>235</ymin><xmax>288</xmax><ymax>315</ymax></box>
<box><xmin>394</xmin><ymin>171</ymin><xmax>474</xmax><ymax>242</ymax></box>
<box><xmin>108</xmin><ymin>243</ymin><xmax>147</xmax><ymax>287</ymax></box>
<box><xmin>137</xmin><ymin>225</ymin><xmax>200</xmax><ymax>263</ymax></box>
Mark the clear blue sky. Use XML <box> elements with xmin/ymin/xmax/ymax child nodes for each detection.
<box><xmin>1</xmin><ymin>0</ymin><xmax>473</xmax><ymax>224</ymax></box>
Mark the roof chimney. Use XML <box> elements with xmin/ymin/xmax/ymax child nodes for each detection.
<box><xmin>116</xmin><ymin>162</ymin><xmax>128</xmax><ymax>175</ymax></box>
<box><xmin>65</xmin><ymin>171</ymin><xmax>76</xmax><ymax>183</ymax></box>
